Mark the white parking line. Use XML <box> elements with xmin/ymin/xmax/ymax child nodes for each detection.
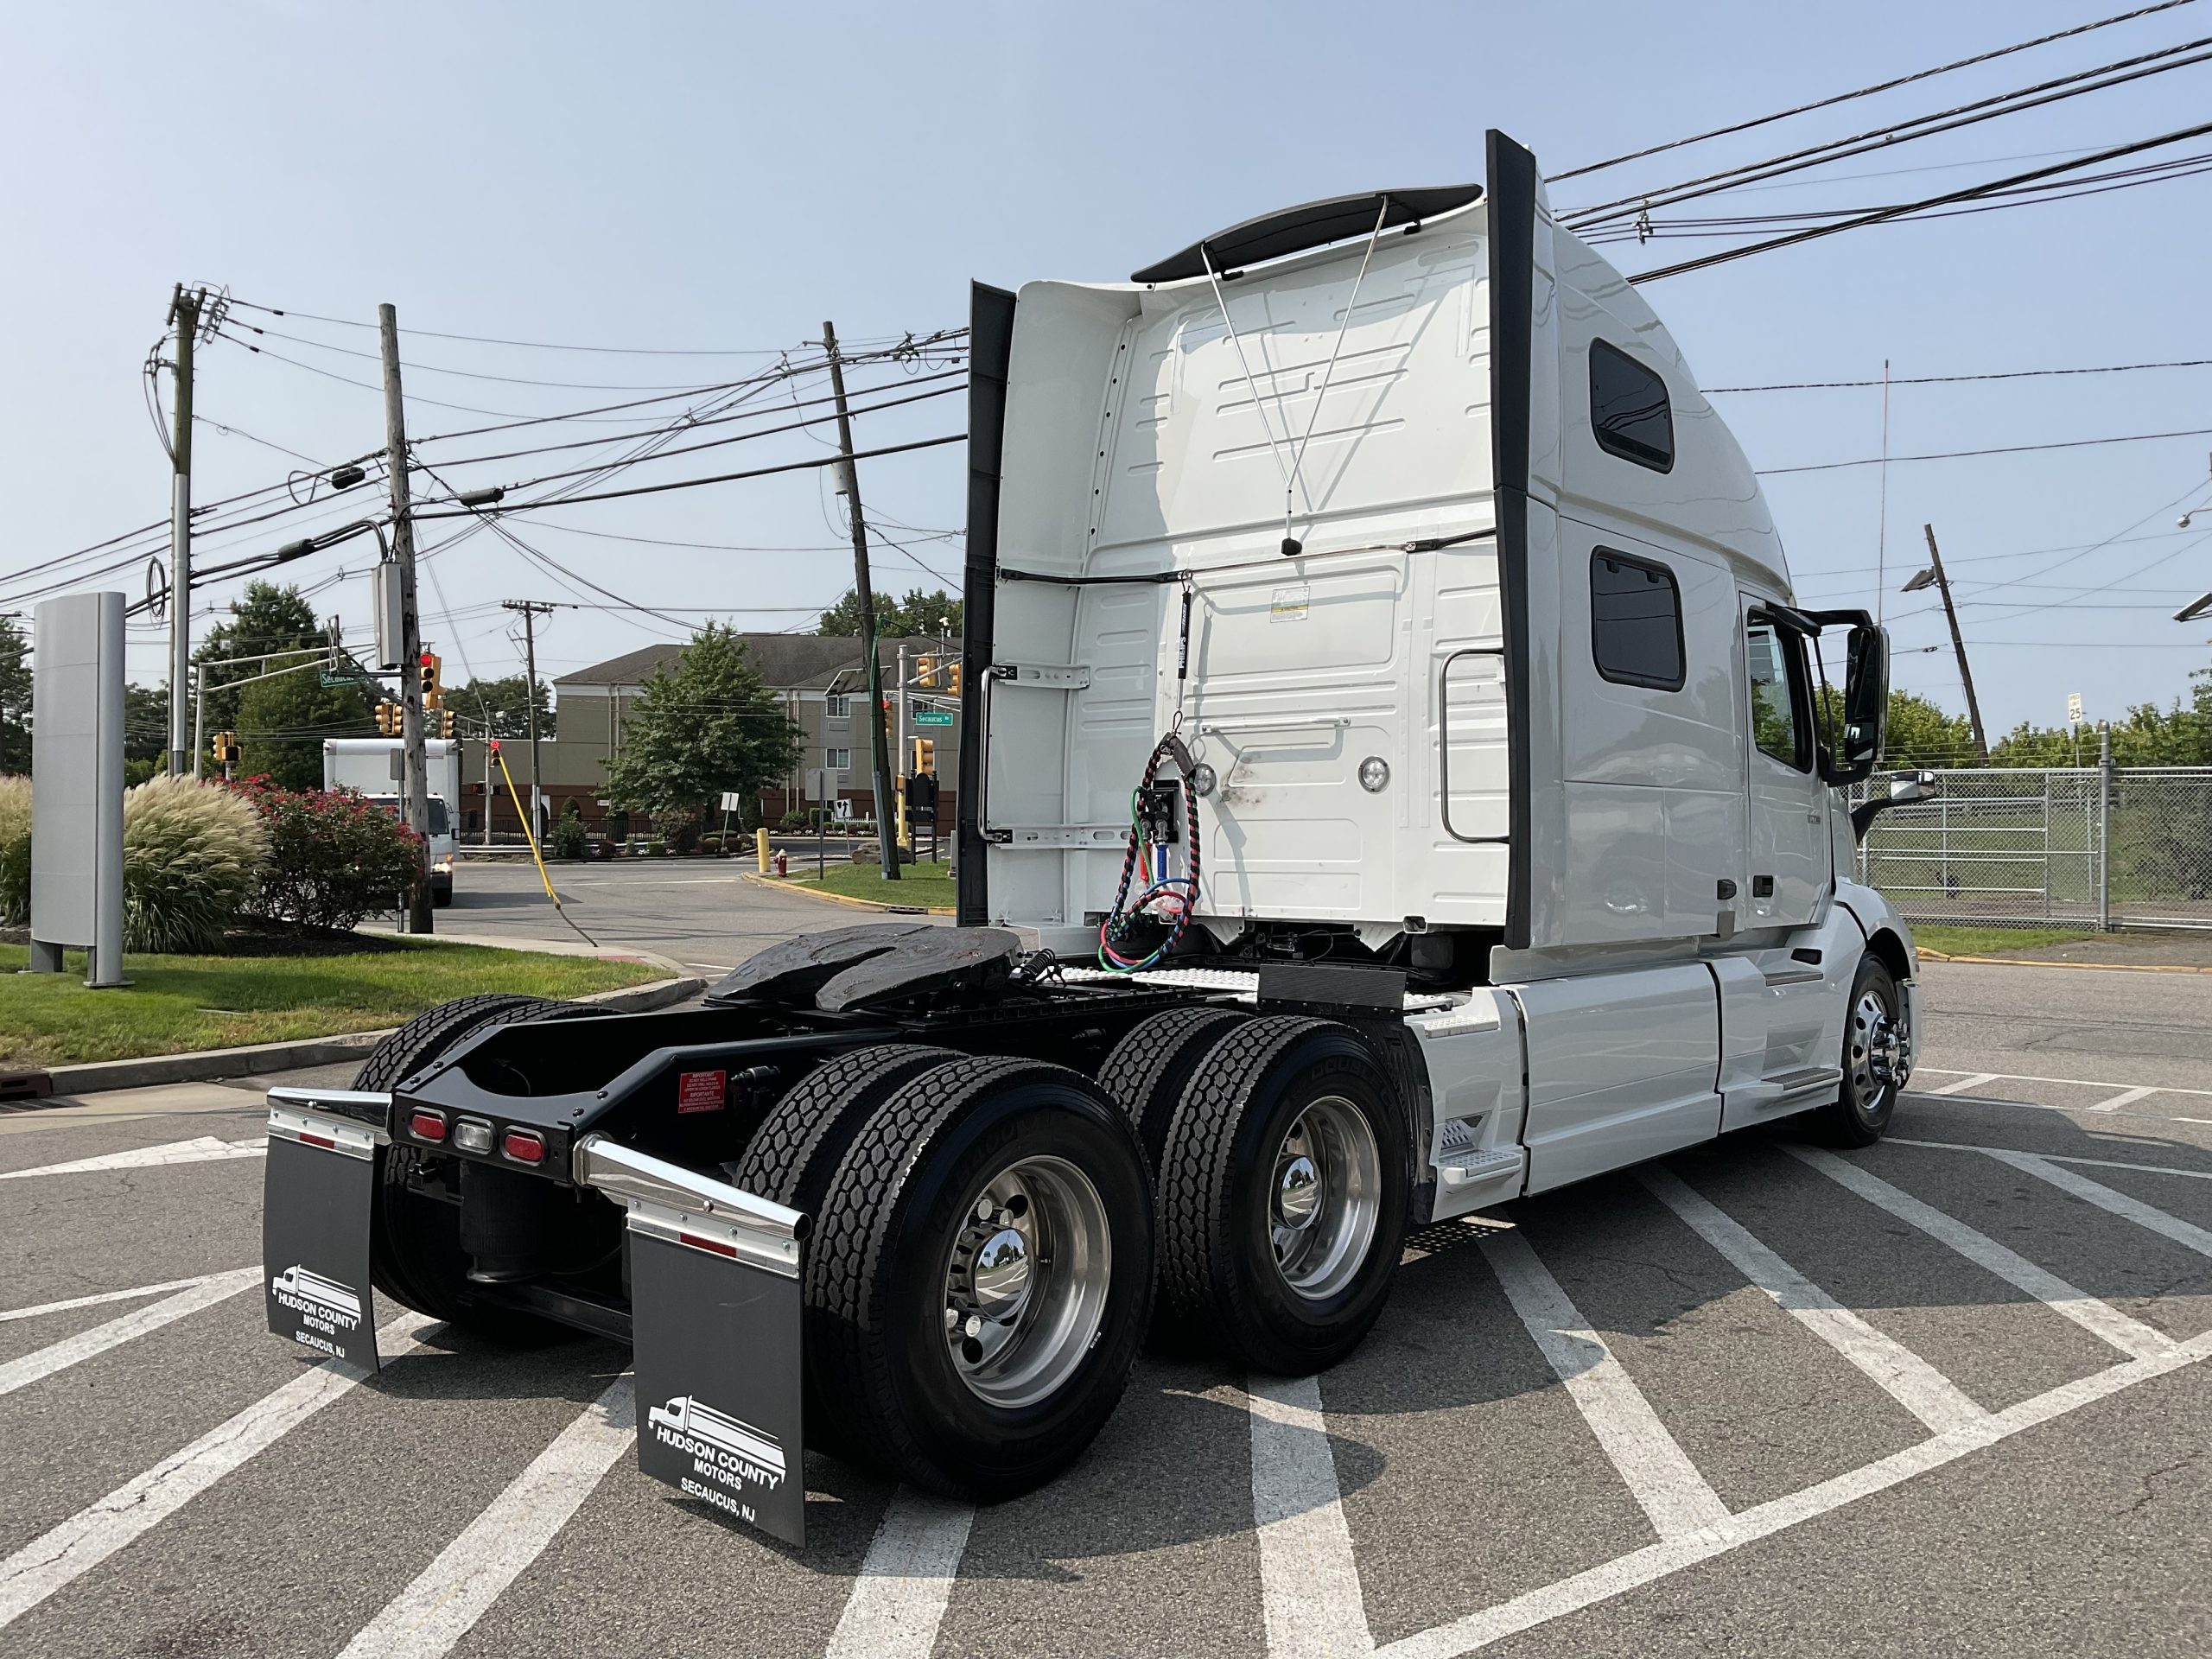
<box><xmin>1248</xmin><ymin>1372</ymin><xmax>1372</xmax><ymax>1658</ymax></box>
<box><xmin>1889</xmin><ymin>1136</ymin><xmax>2212</xmax><ymax>1183</ymax></box>
<box><xmin>822</xmin><ymin>1489</ymin><xmax>976</xmax><ymax>1659</ymax></box>
<box><xmin>1376</xmin><ymin>1326</ymin><xmax>2212</xmax><ymax>1659</ymax></box>
<box><xmin>1926</xmin><ymin>1073</ymin><xmax>1999</xmax><ymax>1096</ymax></box>
<box><xmin>1635</xmin><ymin>1167</ymin><xmax>1987</xmax><ymax>1436</ymax></box>
<box><xmin>336</xmin><ymin>1376</ymin><xmax>636</xmax><ymax>1659</ymax></box>
<box><xmin>0</xmin><ymin>1136</ymin><xmax>264</xmax><ymax>1180</ymax></box>
<box><xmin>0</xmin><ymin>1274</ymin><xmax>244</xmax><ymax>1326</ymax></box>
<box><xmin>1481</xmin><ymin>1228</ymin><xmax>1730</xmax><ymax>1541</ymax></box>
<box><xmin>0</xmin><ymin>1311</ymin><xmax>439</xmax><ymax>1631</ymax></box>
<box><xmin>1914</xmin><ymin>1067</ymin><xmax>2212</xmax><ymax>1100</ymax></box>
<box><xmin>1789</xmin><ymin>1146</ymin><xmax>2175</xmax><ymax>1361</ymax></box>
<box><xmin>1985</xmin><ymin>1150</ymin><xmax>2212</xmax><ymax>1261</ymax></box>
<box><xmin>0</xmin><ymin>1268</ymin><xmax>260</xmax><ymax>1396</ymax></box>
<box><xmin>2088</xmin><ymin>1085</ymin><xmax>2159</xmax><ymax>1114</ymax></box>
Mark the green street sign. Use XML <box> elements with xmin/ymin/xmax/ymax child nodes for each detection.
<box><xmin>321</xmin><ymin>672</ymin><xmax>355</xmax><ymax>687</ymax></box>
<box><xmin>913</xmin><ymin>709</ymin><xmax>954</xmax><ymax>727</ymax></box>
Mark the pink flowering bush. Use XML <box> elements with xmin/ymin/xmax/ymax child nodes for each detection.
<box><xmin>231</xmin><ymin>778</ymin><xmax>423</xmax><ymax>931</ymax></box>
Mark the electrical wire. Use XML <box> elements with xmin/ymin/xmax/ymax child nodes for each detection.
<box><xmin>1709</xmin><ymin>356</ymin><xmax>2212</xmax><ymax>391</ymax></box>
<box><xmin>1553</xmin><ymin>0</ymin><xmax>2202</xmax><ymax>181</ymax></box>
<box><xmin>1757</xmin><ymin>422</ymin><xmax>2212</xmax><ymax>474</ymax></box>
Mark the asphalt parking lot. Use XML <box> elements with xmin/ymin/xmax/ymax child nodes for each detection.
<box><xmin>3</xmin><ymin>902</ymin><xmax>2209</xmax><ymax>1658</ymax></box>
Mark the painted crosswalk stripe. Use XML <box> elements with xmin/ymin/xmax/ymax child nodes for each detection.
<box><xmin>0</xmin><ymin>1274</ymin><xmax>246</xmax><ymax>1326</ymax></box>
<box><xmin>1482</xmin><ymin>1227</ymin><xmax>1730</xmax><ymax>1541</ymax></box>
<box><xmin>1636</xmin><ymin>1166</ymin><xmax>1988</xmax><ymax>1435</ymax></box>
<box><xmin>1925</xmin><ymin>1073</ymin><xmax>1999</xmax><ymax>1096</ymax></box>
<box><xmin>1789</xmin><ymin>1145</ymin><xmax>2174</xmax><ymax>1360</ymax></box>
<box><xmin>1983</xmin><ymin>1148</ymin><xmax>2212</xmax><ymax>1260</ymax></box>
<box><xmin>823</xmin><ymin>1489</ymin><xmax>976</xmax><ymax>1659</ymax></box>
<box><xmin>0</xmin><ymin>1268</ymin><xmax>261</xmax><ymax>1396</ymax></box>
<box><xmin>336</xmin><ymin>1376</ymin><xmax>636</xmax><ymax>1659</ymax></box>
<box><xmin>0</xmin><ymin>1311</ymin><xmax>439</xmax><ymax>1631</ymax></box>
<box><xmin>0</xmin><ymin>1136</ymin><xmax>264</xmax><ymax>1181</ymax></box>
<box><xmin>2087</xmin><ymin>1085</ymin><xmax>2158</xmax><ymax>1114</ymax></box>
<box><xmin>1249</xmin><ymin>1371</ymin><xmax>1373</xmax><ymax>1658</ymax></box>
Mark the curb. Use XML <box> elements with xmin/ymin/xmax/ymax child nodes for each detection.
<box><xmin>29</xmin><ymin>974</ymin><xmax>705</xmax><ymax>1099</ymax></box>
<box><xmin>741</xmin><ymin>871</ymin><xmax>954</xmax><ymax>917</ymax></box>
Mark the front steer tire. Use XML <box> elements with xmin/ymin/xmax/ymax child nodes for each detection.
<box><xmin>353</xmin><ymin>994</ymin><xmax>574</xmax><ymax>1337</ymax></box>
<box><xmin>1810</xmin><ymin>952</ymin><xmax>1907</xmax><ymax>1149</ymax></box>
<box><xmin>804</xmin><ymin>1055</ymin><xmax>1154</xmax><ymax>1502</ymax></box>
<box><xmin>1157</xmin><ymin>1016</ymin><xmax>1408</xmax><ymax>1376</ymax></box>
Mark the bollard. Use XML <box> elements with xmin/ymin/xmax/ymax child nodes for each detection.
<box><xmin>756</xmin><ymin>827</ymin><xmax>772</xmax><ymax>874</ymax></box>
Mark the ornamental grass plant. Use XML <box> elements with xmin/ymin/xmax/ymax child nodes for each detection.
<box><xmin>119</xmin><ymin>775</ymin><xmax>270</xmax><ymax>950</ymax></box>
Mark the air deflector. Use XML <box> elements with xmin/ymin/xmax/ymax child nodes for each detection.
<box><xmin>1131</xmin><ymin>184</ymin><xmax>1483</xmax><ymax>283</ymax></box>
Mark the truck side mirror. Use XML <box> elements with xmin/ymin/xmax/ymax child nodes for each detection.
<box><xmin>1889</xmin><ymin>768</ymin><xmax>1938</xmax><ymax>804</ymax></box>
<box><xmin>1821</xmin><ymin>623</ymin><xmax>1887</xmax><ymax>786</ymax></box>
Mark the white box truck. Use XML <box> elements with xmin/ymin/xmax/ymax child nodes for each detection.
<box><xmin>262</xmin><ymin>131</ymin><xmax>1929</xmax><ymax>1548</ymax></box>
<box><xmin>321</xmin><ymin>738</ymin><xmax>461</xmax><ymax>906</ymax></box>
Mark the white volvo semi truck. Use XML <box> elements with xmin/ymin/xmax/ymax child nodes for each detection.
<box><xmin>260</xmin><ymin>131</ymin><xmax>1922</xmax><ymax>1548</ymax></box>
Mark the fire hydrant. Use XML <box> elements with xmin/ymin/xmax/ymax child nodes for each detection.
<box><xmin>772</xmin><ymin>849</ymin><xmax>788</xmax><ymax>878</ymax></box>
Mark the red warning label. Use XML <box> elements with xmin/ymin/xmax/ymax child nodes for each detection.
<box><xmin>677</xmin><ymin>1070</ymin><xmax>728</xmax><ymax>1114</ymax></box>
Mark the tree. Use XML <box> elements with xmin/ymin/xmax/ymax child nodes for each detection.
<box><xmin>0</xmin><ymin>617</ymin><xmax>29</xmax><ymax>773</ymax></box>
<box><xmin>817</xmin><ymin>586</ymin><xmax>962</xmax><ymax>639</ymax></box>
<box><xmin>603</xmin><ymin>623</ymin><xmax>801</xmax><ymax>846</ymax></box>
<box><xmin>124</xmin><ymin>683</ymin><xmax>169</xmax><ymax>785</ymax></box>
<box><xmin>195</xmin><ymin>582</ymin><xmax>332</xmax><ymax>734</ymax></box>
<box><xmin>449</xmin><ymin>673</ymin><xmax>555</xmax><ymax>740</ymax></box>
<box><xmin>1813</xmin><ymin>684</ymin><xmax>1980</xmax><ymax>770</ymax></box>
<box><xmin>192</xmin><ymin>582</ymin><xmax>369</xmax><ymax>788</ymax></box>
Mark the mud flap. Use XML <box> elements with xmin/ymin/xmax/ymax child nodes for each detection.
<box><xmin>575</xmin><ymin>1135</ymin><xmax>807</xmax><ymax>1548</ymax></box>
<box><xmin>263</xmin><ymin>1099</ymin><xmax>385</xmax><ymax>1369</ymax></box>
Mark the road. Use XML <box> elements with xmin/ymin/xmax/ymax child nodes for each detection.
<box><xmin>3</xmin><ymin>883</ymin><xmax>2209</xmax><ymax>1657</ymax></box>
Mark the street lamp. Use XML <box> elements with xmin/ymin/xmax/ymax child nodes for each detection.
<box><xmin>1899</xmin><ymin>568</ymin><xmax>1936</xmax><ymax>594</ymax></box>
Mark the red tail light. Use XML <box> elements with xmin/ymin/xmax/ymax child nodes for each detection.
<box><xmin>501</xmin><ymin>1128</ymin><xmax>546</xmax><ymax>1165</ymax></box>
<box><xmin>409</xmin><ymin>1109</ymin><xmax>448</xmax><ymax>1143</ymax></box>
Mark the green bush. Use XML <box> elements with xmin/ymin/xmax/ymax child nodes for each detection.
<box><xmin>0</xmin><ymin>775</ymin><xmax>29</xmax><ymax>925</ymax></box>
<box><xmin>234</xmin><ymin>779</ymin><xmax>423</xmax><ymax>931</ymax></box>
<box><xmin>779</xmin><ymin>810</ymin><xmax>804</xmax><ymax>831</ymax></box>
<box><xmin>550</xmin><ymin>798</ymin><xmax>588</xmax><ymax>861</ymax></box>
<box><xmin>118</xmin><ymin>776</ymin><xmax>270</xmax><ymax>951</ymax></box>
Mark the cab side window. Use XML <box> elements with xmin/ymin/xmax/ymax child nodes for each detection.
<box><xmin>1591</xmin><ymin>550</ymin><xmax>1685</xmax><ymax>691</ymax></box>
<box><xmin>1590</xmin><ymin>340</ymin><xmax>1674</xmax><ymax>472</ymax></box>
<box><xmin>1745</xmin><ymin>618</ymin><xmax>1809</xmax><ymax>771</ymax></box>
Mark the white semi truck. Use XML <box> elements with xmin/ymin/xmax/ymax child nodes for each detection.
<box><xmin>321</xmin><ymin>737</ymin><xmax>461</xmax><ymax>906</ymax></box>
<box><xmin>261</xmin><ymin>131</ymin><xmax>1926</xmax><ymax>1548</ymax></box>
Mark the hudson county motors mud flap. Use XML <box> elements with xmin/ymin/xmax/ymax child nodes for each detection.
<box><xmin>263</xmin><ymin>1089</ymin><xmax>388</xmax><ymax>1370</ymax></box>
<box><xmin>575</xmin><ymin>1135</ymin><xmax>808</xmax><ymax>1548</ymax></box>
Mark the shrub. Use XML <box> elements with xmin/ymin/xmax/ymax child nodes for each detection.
<box><xmin>779</xmin><ymin>810</ymin><xmax>804</xmax><ymax>831</ymax></box>
<box><xmin>0</xmin><ymin>775</ymin><xmax>29</xmax><ymax>925</ymax></box>
<box><xmin>119</xmin><ymin>775</ymin><xmax>270</xmax><ymax>951</ymax></box>
<box><xmin>234</xmin><ymin>779</ymin><xmax>423</xmax><ymax>931</ymax></box>
<box><xmin>550</xmin><ymin>798</ymin><xmax>588</xmax><ymax>861</ymax></box>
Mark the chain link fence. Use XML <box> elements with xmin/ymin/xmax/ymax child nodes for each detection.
<box><xmin>1849</xmin><ymin>766</ymin><xmax>2212</xmax><ymax>931</ymax></box>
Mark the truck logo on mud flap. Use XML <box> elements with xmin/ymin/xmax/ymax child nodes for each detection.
<box><xmin>269</xmin><ymin>1264</ymin><xmax>363</xmax><ymax>1332</ymax></box>
<box><xmin>649</xmin><ymin>1395</ymin><xmax>787</xmax><ymax>1494</ymax></box>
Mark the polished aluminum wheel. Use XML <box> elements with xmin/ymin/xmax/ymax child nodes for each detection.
<box><xmin>1847</xmin><ymin>986</ymin><xmax>1907</xmax><ymax>1109</ymax></box>
<box><xmin>1268</xmin><ymin>1096</ymin><xmax>1382</xmax><ymax>1301</ymax></box>
<box><xmin>941</xmin><ymin>1155</ymin><xmax>1112</xmax><ymax>1409</ymax></box>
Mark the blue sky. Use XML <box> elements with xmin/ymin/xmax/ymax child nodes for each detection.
<box><xmin>5</xmin><ymin>0</ymin><xmax>2210</xmax><ymax>744</ymax></box>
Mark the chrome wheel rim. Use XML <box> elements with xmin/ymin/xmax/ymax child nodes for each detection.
<box><xmin>941</xmin><ymin>1155</ymin><xmax>1111</xmax><ymax>1409</ymax></box>
<box><xmin>1847</xmin><ymin>987</ymin><xmax>1906</xmax><ymax>1110</ymax></box>
<box><xmin>1268</xmin><ymin>1096</ymin><xmax>1381</xmax><ymax>1301</ymax></box>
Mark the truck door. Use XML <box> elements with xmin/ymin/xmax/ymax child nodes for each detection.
<box><xmin>1740</xmin><ymin>601</ymin><xmax>1826</xmax><ymax>928</ymax></box>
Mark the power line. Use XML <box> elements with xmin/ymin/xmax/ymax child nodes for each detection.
<box><xmin>1709</xmin><ymin>356</ymin><xmax>2212</xmax><ymax>391</ymax></box>
<box><xmin>1553</xmin><ymin>0</ymin><xmax>2201</xmax><ymax>181</ymax></box>
<box><xmin>1633</xmin><ymin>115</ymin><xmax>2212</xmax><ymax>283</ymax></box>
<box><xmin>1758</xmin><ymin>422</ymin><xmax>2212</xmax><ymax>474</ymax></box>
<box><xmin>219</xmin><ymin>315</ymin><xmax>784</xmax><ymax>391</ymax></box>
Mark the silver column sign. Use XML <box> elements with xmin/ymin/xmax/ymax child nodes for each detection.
<box><xmin>29</xmin><ymin>592</ymin><xmax>128</xmax><ymax>987</ymax></box>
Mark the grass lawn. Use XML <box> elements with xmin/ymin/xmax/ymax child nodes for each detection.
<box><xmin>0</xmin><ymin>938</ymin><xmax>664</xmax><ymax>1067</ymax></box>
<box><xmin>1910</xmin><ymin>925</ymin><xmax>2094</xmax><ymax>959</ymax></box>
<box><xmin>789</xmin><ymin>858</ymin><xmax>957</xmax><ymax>910</ymax></box>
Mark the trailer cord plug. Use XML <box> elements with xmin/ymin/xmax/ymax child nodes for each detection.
<box><xmin>1097</xmin><ymin>732</ymin><xmax>1204</xmax><ymax>974</ymax></box>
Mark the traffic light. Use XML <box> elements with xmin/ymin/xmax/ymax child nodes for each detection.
<box><xmin>213</xmin><ymin>732</ymin><xmax>241</xmax><ymax>766</ymax></box>
<box><xmin>375</xmin><ymin>702</ymin><xmax>398</xmax><ymax>736</ymax></box>
<box><xmin>916</xmin><ymin>652</ymin><xmax>938</xmax><ymax>690</ymax></box>
<box><xmin>419</xmin><ymin>652</ymin><xmax>442</xmax><ymax>705</ymax></box>
<box><xmin>948</xmin><ymin>661</ymin><xmax>963</xmax><ymax>697</ymax></box>
<box><xmin>439</xmin><ymin>709</ymin><xmax>456</xmax><ymax>740</ymax></box>
<box><xmin>910</xmin><ymin>736</ymin><xmax>935</xmax><ymax>775</ymax></box>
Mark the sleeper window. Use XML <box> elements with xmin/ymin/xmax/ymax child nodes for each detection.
<box><xmin>1591</xmin><ymin>550</ymin><xmax>1685</xmax><ymax>691</ymax></box>
<box><xmin>1745</xmin><ymin>620</ymin><xmax>1810</xmax><ymax>771</ymax></box>
<box><xmin>1590</xmin><ymin>340</ymin><xmax>1675</xmax><ymax>472</ymax></box>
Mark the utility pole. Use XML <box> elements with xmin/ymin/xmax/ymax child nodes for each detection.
<box><xmin>823</xmin><ymin>320</ymin><xmax>901</xmax><ymax>880</ymax></box>
<box><xmin>166</xmin><ymin>285</ymin><xmax>204</xmax><ymax>775</ymax></box>
<box><xmin>1922</xmin><ymin>524</ymin><xmax>1988</xmax><ymax>761</ymax></box>
<box><xmin>503</xmin><ymin>600</ymin><xmax>553</xmax><ymax>843</ymax></box>
<box><xmin>380</xmin><ymin>302</ymin><xmax>434</xmax><ymax>935</ymax></box>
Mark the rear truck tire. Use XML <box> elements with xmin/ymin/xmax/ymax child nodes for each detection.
<box><xmin>1813</xmin><ymin>953</ymin><xmax>1909</xmax><ymax>1149</ymax></box>
<box><xmin>804</xmin><ymin>1055</ymin><xmax>1154</xmax><ymax>1501</ymax></box>
<box><xmin>1095</xmin><ymin>1007</ymin><xmax>1248</xmax><ymax>1173</ymax></box>
<box><xmin>731</xmin><ymin>1043</ymin><xmax>964</xmax><ymax>1217</ymax></box>
<box><xmin>352</xmin><ymin>994</ymin><xmax>574</xmax><ymax>1336</ymax></box>
<box><xmin>1156</xmin><ymin>1016</ymin><xmax>1409</xmax><ymax>1376</ymax></box>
